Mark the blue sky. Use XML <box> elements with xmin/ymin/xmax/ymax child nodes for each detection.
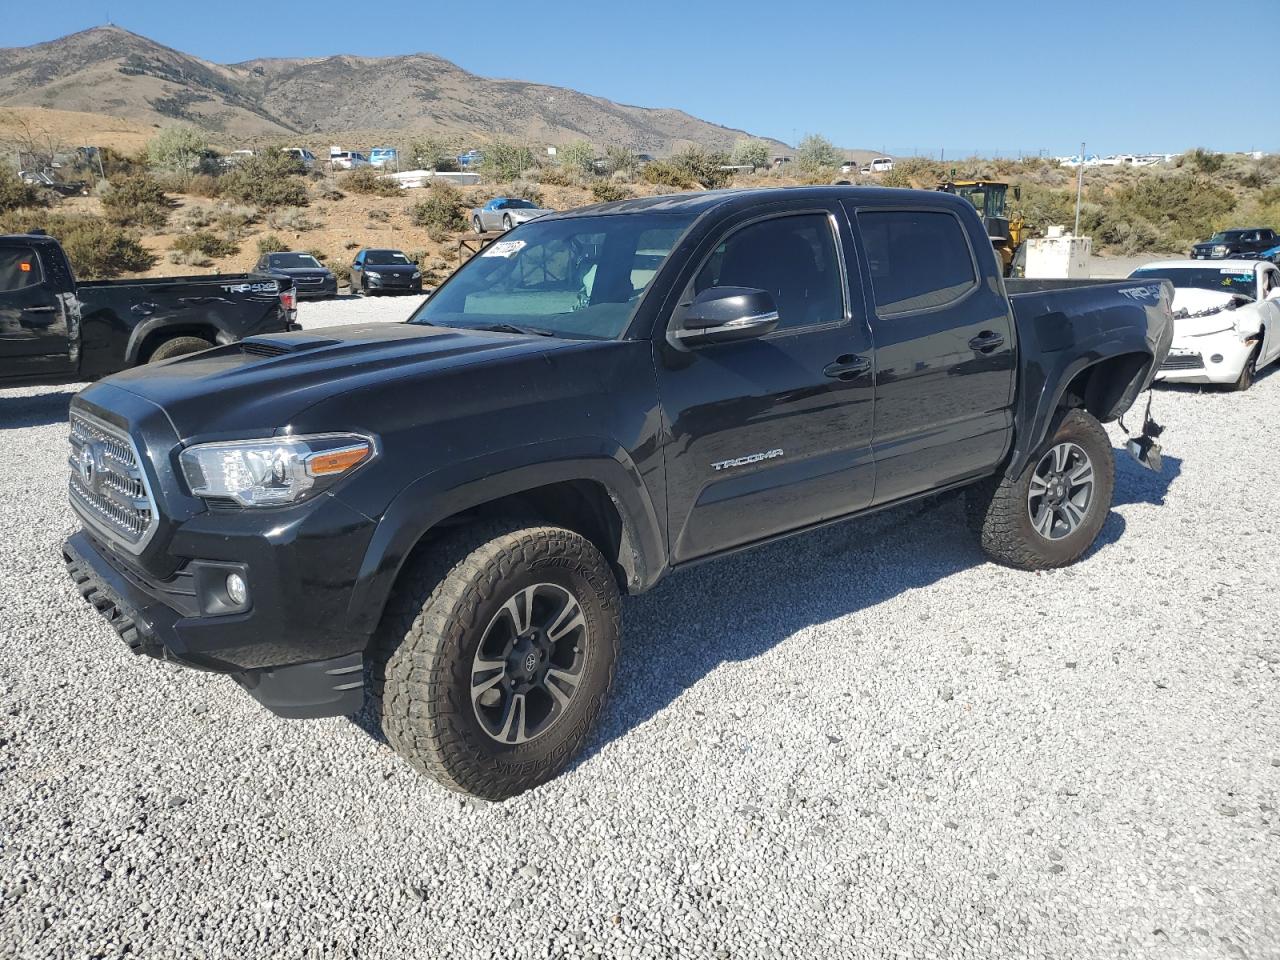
<box><xmin>9</xmin><ymin>0</ymin><xmax>1265</xmax><ymax>156</ymax></box>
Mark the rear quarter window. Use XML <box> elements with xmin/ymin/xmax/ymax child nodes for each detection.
<box><xmin>0</xmin><ymin>247</ymin><xmax>42</xmax><ymax>292</ymax></box>
<box><xmin>858</xmin><ymin>210</ymin><xmax>976</xmax><ymax>315</ymax></box>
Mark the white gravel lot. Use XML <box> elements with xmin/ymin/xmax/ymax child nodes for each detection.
<box><xmin>1</xmin><ymin>295</ymin><xmax>1278</xmax><ymax>960</ymax></box>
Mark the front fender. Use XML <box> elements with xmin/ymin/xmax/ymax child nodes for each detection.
<box><xmin>342</xmin><ymin>438</ymin><xmax>665</xmax><ymax>637</ymax></box>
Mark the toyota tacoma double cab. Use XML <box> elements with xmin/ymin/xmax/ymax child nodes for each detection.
<box><xmin>63</xmin><ymin>187</ymin><xmax>1173</xmax><ymax>799</ymax></box>
<box><xmin>1</xmin><ymin>232</ymin><xmax>298</xmax><ymax>387</ymax></box>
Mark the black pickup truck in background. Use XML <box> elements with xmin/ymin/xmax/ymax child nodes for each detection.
<box><xmin>0</xmin><ymin>232</ymin><xmax>298</xmax><ymax>387</ymax></box>
<box><xmin>1189</xmin><ymin>227</ymin><xmax>1278</xmax><ymax>260</ymax></box>
<box><xmin>63</xmin><ymin>186</ymin><xmax>1173</xmax><ymax>800</ymax></box>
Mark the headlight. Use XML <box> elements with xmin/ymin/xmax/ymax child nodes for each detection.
<box><xmin>365</xmin><ymin>271</ymin><xmax>381</xmax><ymax>279</ymax></box>
<box><xmin>1213</xmin><ymin>245</ymin><xmax>1229</xmax><ymax>256</ymax></box>
<box><xmin>180</xmin><ymin>434</ymin><xmax>375</xmax><ymax>507</ymax></box>
<box><xmin>412</xmin><ymin>270</ymin><xmax>421</xmax><ymax>279</ymax></box>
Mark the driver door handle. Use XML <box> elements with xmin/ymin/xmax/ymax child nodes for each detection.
<box><xmin>823</xmin><ymin>354</ymin><xmax>872</xmax><ymax>380</ymax></box>
<box><xmin>968</xmin><ymin>331</ymin><xmax>1005</xmax><ymax>353</ymax></box>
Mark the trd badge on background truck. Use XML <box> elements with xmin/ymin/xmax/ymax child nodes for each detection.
<box><xmin>63</xmin><ymin>186</ymin><xmax>1173</xmax><ymax>800</ymax></box>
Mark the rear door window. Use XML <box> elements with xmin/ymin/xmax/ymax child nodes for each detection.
<box><xmin>0</xmin><ymin>247</ymin><xmax>42</xmax><ymax>292</ymax></box>
<box><xmin>858</xmin><ymin>210</ymin><xmax>976</xmax><ymax>315</ymax></box>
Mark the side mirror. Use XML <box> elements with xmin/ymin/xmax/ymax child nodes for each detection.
<box><xmin>1013</xmin><ymin>186</ymin><xmax>1022</xmax><ymax>201</ymax></box>
<box><xmin>668</xmin><ymin>286</ymin><xmax>779</xmax><ymax>349</ymax></box>
<box><xmin>1266</xmin><ymin>287</ymin><xmax>1280</xmax><ymax>301</ymax></box>
<box><xmin>352</xmin><ymin>263</ymin><xmax>362</xmax><ymax>270</ymax></box>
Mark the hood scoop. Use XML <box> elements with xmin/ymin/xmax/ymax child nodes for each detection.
<box><xmin>240</xmin><ymin>334</ymin><xmax>344</xmax><ymax>358</ymax></box>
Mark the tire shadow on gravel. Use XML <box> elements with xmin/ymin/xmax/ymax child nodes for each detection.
<box><xmin>0</xmin><ymin>389</ymin><xmax>76</xmax><ymax>429</ymax></box>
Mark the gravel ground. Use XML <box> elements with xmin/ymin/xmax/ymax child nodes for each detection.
<box><xmin>1</xmin><ymin>296</ymin><xmax>1278</xmax><ymax>960</ymax></box>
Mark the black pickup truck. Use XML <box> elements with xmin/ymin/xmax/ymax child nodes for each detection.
<box><xmin>1189</xmin><ymin>227</ymin><xmax>1278</xmax><ymax>261</ymax></box>
<box><xmin>0</xmin><ymin>232</ymin><xmax>298</xmax><ymax>387</ymax></box>
<box><xmin>62</xmin><ymin>186</ymin><xmax>1173</xmax><ymax>799</ymax></box>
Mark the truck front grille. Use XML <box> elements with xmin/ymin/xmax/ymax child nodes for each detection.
<box><xmin>1160</xmin><ymin>352</ymin><xmax>1204</xmax><ymax>371</ymax></box>
<box><xmin>68</xmin><ymin>411</ymin><xmax>157</xmax><ymax>552</ymax></box>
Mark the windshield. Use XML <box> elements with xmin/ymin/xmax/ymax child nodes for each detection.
<box><xmin>409</xmin><ymin>213</ymin><xmax>694</xmax><ymax>339</ymax></box>
<box><xmin>1130</xmin><ymin>266</ymin><xmax>1256</xmax><ymax>299</ymax></box>
<box><xmin>499</xmin><ymin>199</ymin><xmax>538</xmax><ymax>209</ymax></box>
<box><xmin>1208</xmin><ymin>231</ymin><xmax>1247</xmax><ymax>242</ymax></box>
<box><xmin>268</xmin><ymin>253</ymin><xmax>322</xmax><ymax>269</ymax></box>
<box><xmin>365</xmin><ymin>250</ymin><xmax>412</xmax><ymax>265</ymax></box>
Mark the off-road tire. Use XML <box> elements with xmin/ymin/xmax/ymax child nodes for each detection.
<box><xmin>147</xmin><ymin>336</ymin><xmax>212</xmax><ymax>363</ymax></box>
<box><xmin>369</xmin><ymin>520</ymin><xmax>621</xmax><ymax>800</ymax></box>
<box><xmin>966</xmin><ymin>409</ymin><xmax>1115</xmax><ymax>570</ymax></box>
<box><xmin>1228</xmin><ymin>343</ymin><xmax>1260</xmax><ymax>392</ymax></box>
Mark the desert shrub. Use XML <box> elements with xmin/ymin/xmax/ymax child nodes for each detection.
<box><xmin>559</xmin><ymin>141</ymin><xmax>597</xmax><ymax>177</ymax></box>
<box><xmin>316</xmin><ymin>180</ymin><xmax>345</xmax><ymax>201</ymax></box>
<box><xmin>172</xmin><ymin>230</ymin><xmax>238</xmax><ymax>259</ymax></box>
<box><xmin>1111</xmin><ymin>174</ymin><xmax>1234</xmax><ymax>248</ymax></box>
<box><xmin>1183</xmin><ymin>148</ymin><xmax>1224</xmax><ymax>175</ymax></box>
<box><xmin>168</xmin><ymin>249</ymin><xmax>210</xmax><ymax>267</ymax></box>
<box><xmin>406</xmin><ymin>135</ymin><xmax>462</xmax><ymax>172</ymax></box>
<box><xmin>367</xmin><ymin>208</ymin><xmax>391</xmax><ymax>223</ymax></box>
<box><xmin>481</xmin><ymin>141</ymin><xmax>536</xmax><ymax>181</ymax></box>
<box><xmin>146</xmin><ymin>125</ymin><xmax>213</xmax><ymax>173</ymax></box>
<box><xmin>256</xmin><ymin>233</ymin><xmax>287</xmax><ymax>255</ymax></box>
<box><xmin>642</xmin><ymin>160</ymin><xmax>694</xmax><ymax>190</ymax></box>
<box><xmin>730</xmin><ymin>139</ymin><xmax>771</xmax><ymax>170</ymax></box>
<box><xmin>0</xmin><ymin>164</ymin><xmax>44</xmax><ymax>212</ymax></box>
<box><xmin>339</xmin><ymin>167</ymin><xmax>400</xmax><ymax>197</ymax></box>
<box><xmin>796</xmin><ymin>134</ymin><xmax>842</xmax><ymax>173</ymax></box>
<box><xmin>536</xmin><ymin>165</ymin><xmax>573</xmax><ymax>187</ymax></box>
<box><xmin>882</xmin><ymin>157</ymin><xmax>944</xmax><ymax>188</ymax></box>
<box><xmin>178</xmin><ymin>205</ymin><xmax>216</xmax><ymax>229</ymax></box>
<box><xmin>669</xmin><ymin>146</ymin><xmax>731</xmax><ymax>189</ymax></box>
<box><xmin>409</xmin><ymin>183</ymin><xmax>468</xmax><ymax>231</ymax></box>
<box><xmin>591</xmin><ymin>180</ymin><xmax>632</xmax><ymax>203</ymax></box>
<box><xmin>220</xmin><ymin>152</ymin><xmax>309</xmax><ymax>208</ymax></box>
<box><xmin>0</xmin><ymin>211</ymin><xmax>154</xmax><ymax>278</ymax></box>
<box><xmin>100</xmin><ymin>175</ymin><xmax>172</xmax><ymax>228</ymax></box>
<box><xmin>603</xmin><ymin>146</ymin><xmax>640</xmax><ymax>179</ymax></box>
<box><xmin>185</xmin><ymin>174</ymin><xmax>221</xmax><ymax>198</ymax></box>
<box><xmin>267</xmin><ymin>206</ymin><xmax>319</xmax><ymax>232</ymax></box>
<box><xmin>214</xmin><ymin>204</ymin><xmax>259</xmax><ymax>239</ymax></box>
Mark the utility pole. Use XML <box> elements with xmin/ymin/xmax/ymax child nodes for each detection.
<box><xmin>1074</xmin><ymin>141</ymin><xmax>1085</xmax><ymax>236</ymax></box>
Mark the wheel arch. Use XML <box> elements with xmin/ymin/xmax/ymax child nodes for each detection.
<box><xmin>127</xmin><ymin>319</ymin><xmax>223</xmax><ymax>365</ymax></box>
<box><xmin>345</xmin><ymin>448</ymin><xmax>666</xmax><ymax>640</ymax></box>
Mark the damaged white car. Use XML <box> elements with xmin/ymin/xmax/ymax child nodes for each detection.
<box><xmin>1129</xmin><ymin>259</ymin><xmax>1280</xmax><ymax>391</ymax></box>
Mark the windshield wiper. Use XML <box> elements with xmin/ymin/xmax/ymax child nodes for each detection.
<box><xmin>474</xmin><ymin>322</ymin><xmax>557</xmax><ymax>337</ymax></box>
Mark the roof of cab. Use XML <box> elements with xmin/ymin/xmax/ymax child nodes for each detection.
<box><xmin>540</xmin><ymin>185</ymin><xmax>968</xmax><ymax>222</ymax></box>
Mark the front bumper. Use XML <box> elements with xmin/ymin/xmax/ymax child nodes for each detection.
<box><xmin>1154</xmin><ymin>331</ymin><xmax>1253</xmax><ymax>384</ymax></box>
<box><xmin>364</xmin><ymin>273</ymin><xmax>423</xmax><ymax>294</ymax></box>
<box><xmin>294</xmin><ymin>278</ymin><xmax>338</xmax><ymax>299</ymax></box>
<box><xmin>62</xmin><ymin>484</ymin><xmax>377</xmax><ymax>718</ymax></box>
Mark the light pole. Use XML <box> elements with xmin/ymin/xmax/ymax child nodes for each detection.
<box><xmin>1074</xmin><ymin>141</ymin><xmax>1085</xmax><ymax>236</ymax></box>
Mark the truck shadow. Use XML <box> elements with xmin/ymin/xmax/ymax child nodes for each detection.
<box><xmin>349</xmin><ymin>448</ymin><xmax>1182</xmax><ymax>770</ymax></box>
<box><xmin>0</xmin><ymin>389</ymin><xmax>76</xmax><ymax>429</ymax></box>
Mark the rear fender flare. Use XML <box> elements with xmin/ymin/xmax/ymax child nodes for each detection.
<box><xmin>1004</xmin><ymin>332</ymin><xmax>1155</xmax><ymax>480</ymax></box>
<box><xmin>124</xmin><ymin>316</ymin><xmax>226</xmax><ymax>365</ymax></box>
<box><xmin>343</xmin><ymin>440</ymin><xmax>665</xmax><ymax>637</ymax></box>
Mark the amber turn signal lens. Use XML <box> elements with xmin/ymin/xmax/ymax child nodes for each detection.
<box><xmin>305</xmin><ymin>443</ymin><xmax>371</xmax><ymax>477</ymax></box>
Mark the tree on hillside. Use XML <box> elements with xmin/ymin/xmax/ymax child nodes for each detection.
<box><xmin>559</xmin><ymin>141</ymin><xmax>597</xmax><ymax>177</ymax></box>
<box><xmin>796</xmin><ymin>134</ymin><xmax>842</xmax><ymax>173</ymax></box>
<box><xmin>406</xmin><ymin>134</ymin><xmax>461</xmax><ymax>172</ymax></box>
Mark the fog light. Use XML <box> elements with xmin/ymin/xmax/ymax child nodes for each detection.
<box><xmin>1210</xmin><ymin>354</ymin><xmax>1224</xmax><ymax>364</ymax></box>
<box><xmin>226</xmin><ymin>572</ymin><xmax>248</xmax><ymax>606</ymax></box>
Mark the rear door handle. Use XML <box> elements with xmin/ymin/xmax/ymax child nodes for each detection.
<box><xmin>823</xmin><ymin>354</ymin><xmax>872</xmax><ymax>380</ymax></box>
<box><xmin>968</xmin><ymin>331</ymin><xmax>1005</xmax><ymax>353</ymax></box>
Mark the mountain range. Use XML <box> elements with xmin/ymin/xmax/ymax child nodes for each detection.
<box><xmin>0</xmin><ymin>26</ymin><xmax>788</xmax><ymax>154</ymax></box>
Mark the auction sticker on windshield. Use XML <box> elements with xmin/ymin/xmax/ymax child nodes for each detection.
<box><xmin>482</xmin><ymin>240</ymin><xmax>527</xmax><ymax>258</ymax></box>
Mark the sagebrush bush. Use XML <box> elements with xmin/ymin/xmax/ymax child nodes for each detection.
<box><xmin>796</xmin><ymin>134</ymin><xmax>842</xmax><ymax>173</ymax></box>
<box><xmin>185</xmin><ymin>174</ymin><xmax>221</xmax><ymax>198</ymax></box>
<box><xmin>267</xmin><ymin>206</ymin><xmax>319</xmax><ymax>232</ymax></box>
<box><xmin>0</xmin><ymin>211</ymin><xmax>154</xmax><ymax>278</ymax></box>
<box><xmin>367</xmin><ymin>208</ymin><xmax>391</xmax><ymax>223</ymax></box>
<box><xmin>256</xmin><ymin>233</ymin><xmax>287</xmax><ymax>255</ymax></box>
<box><xmin>215</xmin><ymin>204</ymin><xmax>259</xmax><ymax>239</ymax></box>
<box><xmin>220</xmin><ymin>152</ymin><xmax>309</xmax><ymax>208</ymax></box>
<box><xmin>146</xmin><ymin>126</ymin><xmax>212</xmax><ymax>173</ymax></box>
<box><xmin>558</xmin><ymin>141</ymin><xmax>597</xmax><ymax>177</ymax></box>
<box><xmin>100</xmin><ymin>175</ymin><xmax>172</xmax><ymax>228</ymax></box>
<box><xmin>643</xmin><ymin>147</ymin><xmax>731</xmax><ymax>190</ymax></box>
<box><xmin>590</xmin><ymin>180</ymin><xmax>632</xmax><ymax>203</ymax></box>
<box><xmin>409</xmin><ymin>184</ymin><xmax>468</xmax><ymax>231</ymax></box>
<box><xmin>730</xmin><ymin>139</ymin><xmax>771</xmax><ymax>171</ymax></box>
<box><xmin>503</xmin><ymin>181</ymin><xmax>544</xmax><ymax>205</ymax></box>
<box><xmin>0</xmin><ymin>165</ymin><xmax>46</xmax><ymax>212</ymax></box>
<box><xmin>481</xmin><ymin>142</ymin><xmax>536</xmax><ymax>182</ymax></box>
<box><xmin>172</xmin><ymin>230</ymin><xmax>238</xmax><ymax>259</ymax></box>
<box><xmin>535</xmin><ymin>166</ymin><xmax>573</xmax><ymax>187</ymax></box>
<box><xmin>642</xmin><ymin>161</ymin><xmax>694</xmax><ymax>190</ymax></box>
<box><xmin>338</xmin><ymin>167</ymin><xmax>401</xmax><ymax>197</ymax></box>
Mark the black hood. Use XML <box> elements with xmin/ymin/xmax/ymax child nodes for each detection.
<box><xmin>95</xmin><ymin>322</ymin><xmax>574</xmax><ymax>440</ymax></box>
<box><xmin>268</xmin><ymin>266</ymin><xmax>334</xmax><ymax>278</ymax></box>
<box><xmin>361</xmin><ymin>263</ymin><xmax>418</xmax><ymax>275</ymax></box>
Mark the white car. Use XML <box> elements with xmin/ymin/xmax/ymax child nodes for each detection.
<box><xmin>281</xmin><ymin>148</ymin><xmax>317</xmax><ymax>170</ymax></box>
<box><xmin>329</xmin><ymin>151</ymin><xmax>371</xmax><ymax>170</ymax></box>
<box><xmin>866</xmin><ymin>157</ymin><xmax>895</xmax><ymax>173</ymax></box>
<box><xmin>1129</xmin><ymin>259</ymin><xmax>1280</xmax><ymax>391</ymax></box>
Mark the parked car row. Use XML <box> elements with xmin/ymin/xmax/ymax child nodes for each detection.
<box><xmin>253</xmin><ymin>249</ymin><xmax>425</xmax><ymax>299</ymax></box>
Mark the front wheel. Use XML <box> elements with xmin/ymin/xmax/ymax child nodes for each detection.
<box><xmin>967</xmin><ymin>409</ymin><xmax>1115</xmax><ymax>570</ymax></box>
<box><xmin>502</xmin><ymin>214</ymin><xmax>513</xmax><ymax>231</ymax></box>
<box><xmin>370</xmin><ymin>521</ymin><xmax>621</xmax><ymax>799</ymax></box>
<box><xmin>472</xmin><ymin>216</ymin><xmax>484</xmax><ymax>234</ymax></box>
<box><xmin>1228</xmin><ymin>342</ymin><xmax>1260</xmax><ymax>392</ymax></box>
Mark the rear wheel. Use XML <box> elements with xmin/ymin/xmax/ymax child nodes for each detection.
<box><xmin>369</xmin><ymin>521</ymin><xmax>620</xmax><ymax>799</ymax></box>
<box><xmin>472</xmin><ymin>216</ymin><xmax>484</xmax><ymax>234</ymax></box>
<box><xmin>148</xmin><ymin>336</ymin><xmax>212</xmax><ymax>363</ymax></box>
<box><xmin>502</xmin><ymin>214</ymin><xmax>513</xmax><ymax>231</ymax></box>
<box><xmin>967</xmin><ymin>409</ymin><xmax>1115</xmax><ymax>570</ymax></box>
